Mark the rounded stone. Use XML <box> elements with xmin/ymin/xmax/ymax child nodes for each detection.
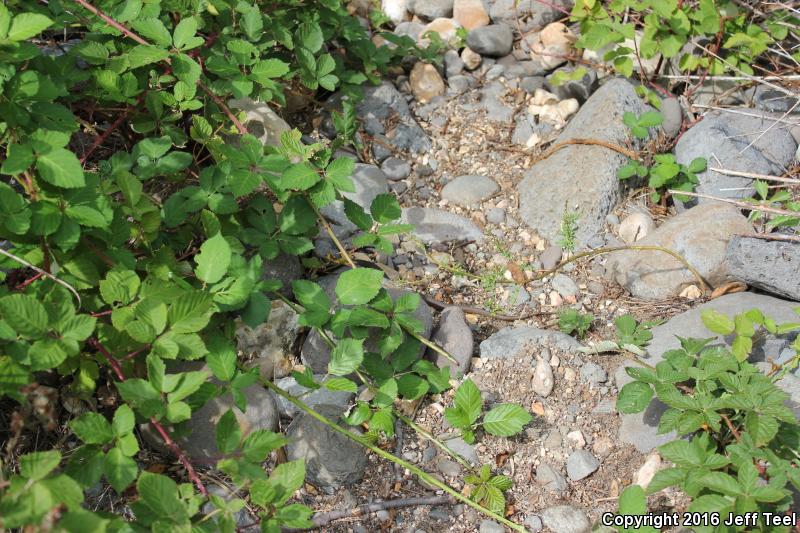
<box><xmin>440</xmin><ymin>175</ymin><xmax>499</xmax><ymax>206</ymax></box>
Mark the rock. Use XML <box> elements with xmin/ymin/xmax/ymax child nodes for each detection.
<box><xmin>410</xmin><ymin>62</ymin><xmax>446</xmax><ymax>103</ymax></box>
<box><xmin>380</xmin><ymin>157</ymin><xmax>412</xmax><ymax>181</ymax></box>
<box><xmin>488</xmin><ymin>0</ymin><xmax>570</xmax><ymax>34</ymax></box>
<box><xmin>615</xmin><ymin>292</ymin><xmax>800</xmax><ymax>452</ymax></box>
<box><xmin>487</xmin><ymin>207</ymin><xmax>506</xmax><ymax>224</ymax></box>
<box><xmin>517</xmin><ymin>79</ymin><xmax>651</xmax><ymax>245</ymax></box>
<box><xmin>201</xmin><ymin>485</ymin><xmax>255</xmax><ymax>528</ymax></box>
<box><xmin>545</xmin><ymin>67</ymin><xmax>598</xmax><ymax>103</ymax></box>
<box><xmin>421</xmin><ymin>18</ymin><xmax>462</xmax><ymax>46</ymax></box>
<box><xmin>566</xmin><ymin>430</ymin><xmax>586</xmax><ymax>448</ymax></box>
<box><xmin>437</xmin><ymin>459</ymin><xmax>462</xmax><ymax>477</ymax></box>
<box><xmin>480</xmin><ymin>327</ymin><xmax>581</xmax><ymax>358</ymax></box>
<box><xmin>485</xmin><ymin>64</ymin><xmax>505</xmax><ymax>80</ymax></box>
<box><xmin>286</xmin><ymin>405</ymin><xmax>367</xmax><ymax>490</ymax></box>
<box><xmin>606</xmin><ymin>204</ymin><xmax>753</xmax><ymax>299</ymax></box>
<box><xmin>540</xmin><ymin>245</ymin><xmax>562</xmax><ymax>270</ymax></box>
<box><xmin>401</xmin><ymin>207</ymin><xmax>485</xmax><ymax>243</ymax></box>
<box><xmin>592</xmin><ymin>398</ymin><xmax>615</xmax><ymax>415</ymax></box>
<box><xmin>444</xmin><ymin>49</ymin><xmax>464</xmax><ymax>78</ymax></box>
<box><xmin>527</xmin><ymin>89</ymin><xmax>579</xmax><ymax>127</ymax></box>
<box><xmin>504</xmin><ymin>285</ymin><xmax>530</xmax><ymax>306</ymax></box>
<box><xmin>382</xmin><ymin>0</ymin><xmax>410</xmax><ymax>24</ymax></box>
<box><xmin>535</xmin><ymin>463</ymin><xmax>567</xmax><ymax>493</ymax></box>
<box><xmin>461</xmin><ymin>47</ymin><xmax>482</xmax><ymax>70</ymax></box>
<box><xmin>526</xmin><ymin>515</ymin><xmax>544</xmax><ymax>532</ymax></box>
<box><xmin>441</xmin><ymin>175</ymin><xmax>499</xmax><ymax>206</ymax></box>
<box><xmin>395</xmin><ymin>21</ymin><xmax>425</xmax><ymax>40</ymax></box>
<box><xmin>410</xmin><ymin>0</ymin><xmax>453</xmax><ymax>20</ymax></box>
<box><xmin>465</xmin><ymin>24</ymin><xmax>514</xmax><ymax>57</ymax></box>
<box><xmin>443</xmin><ymin>435</ymin><xmax>479</xmax><ymax>464</ymax></box>
<box><xmin>565</xmin><ymin>450</ymin><xmax>600</xmax><ymax>480</ymax></box>
<box><xmin>429</xmin><ymin>306</ymin><xmax>474</xmax><ymax>375</ymax></box>
<box><xmin>262</xmin><ymin>253</ymin><xmax>303</xmax><ymax>297</ymax></box>
<box><xmin>272</xmin><ymin>375</ymin><xmax>354</xmax><ymax>419</ymax></box>
<box><xmin>753</xmin><ymin>85</ymin><xmax>800</xmax><ymax>114</ymax></box>
<box><xmin>618</xmin><ymin>211</ymin><xmax>655</xmax><ymax>244</ymax></box>
<box><xmin>453</xmin><ymin>0</ymin><xmax>489</xmax><ymax>29</ymax></box>
<box><xmin>580</xmin><ymin>362</ymin><xmax>607</xmax><ymax>384</ymax></box>
<box><xmin>551</xmin><ymin>274</ymin><xmax>579</xmax><ymax>299</ymax></box>
<box><xmin>633</xmin><ymin>452</ymin><xmax>661</xmax><ymax>488</ymax></box>
<box><xmin>532</xmin><ymin>356</ymin><xmax>554</xmax><ymax>397</ymax></box>
<box><xmin>674</xmin><ymin>109</ymin><xmax>798</xmax><ymax>205</ymax></box>
<box><xmin>660</xmin><ymin>98</ymin><xmax>682</xmax><ymax>138</ymax></box>
<box><xmin>529</xmin><ymin>23</ymin><xmax>575</xmax><ymax>70</ymax></box>
<box><xmin>541</xmin><ymin>506</ymin><xmax>591</xmax><ymax>533</ymax></box>
<box><xmin>447</xmin><ymin>74</ymin><xmax>474</xmax><ymax>95</ymax></box>
<box><xmin>727</xmin><ymin>236</ymin><xmax>800</xmax><ymax>302</ymax></box>
<box><xmin>228</xmin><ymin>98</ymin><xmax>290</xmax><ymax>147</ymax></box>
<box><xmin>479</xmin><ymin>519</ymin><xmax>506</xmax><ymax>533</ymax></box>
<box><xmin>236</xmin><ymin>301</ymin><xmax>301</xmax><ymax>379</ymax></box>
<box><xmin>318</xmin><ymin>163</ymin><xmax>389</xmax><ymax>240</ymax></box>
<box><xmin>521</xmin><ymin>75</ymin><xmax>546</xmax><ymax>94</ymax></box>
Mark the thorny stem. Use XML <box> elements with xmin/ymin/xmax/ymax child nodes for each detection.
<box><xmin>309</xmin><ymin>200</ymin><xmax>356</xmax><ymax>268</ymax></box>
<box><xmin>261</xmin><ymin>377</ymin><xmax>529</xmax><ymax>532</ymax></box>
<box><xmin>89</xmin><ymin>338</ymin><xmax>208</xmax><ymax>496</ymax></box>
<box><xmin>721</xmin><ymin>413</ymin><xmax>741</xmax><ymax>443</ymax></box>
<box><xmin>80</xmin><ymin>94</ymin><xmax>144</xmax><ymax>165</ymax></box>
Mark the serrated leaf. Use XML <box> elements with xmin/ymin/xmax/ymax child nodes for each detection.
<box><xmin>329</xmin><ymin>338</ymin><xmax>364</xmax><ymax>375</ymax></box>
<box><xmin>8</xmin><ymin>13</ymin><xmax>53</xmax><ymax>41</ymax></box>
<box><xmin>104</xmin><ymin>447</ymin><xmax>137</xmax><ymax>492</ymax></box>
<box><xmin>323</xmin><ymin>377</ymin><xmax>358</xmax><ymax>393</ymax></box>
<box><xmin>137</xmin><ymin>471</ymin><xmax>185</xmax><ymax>519</ymax></box>
<box><xmin>242</xmin><ymin>430</ymin><xmax>287</xmax><ymax>462</ymax></box>
<box><xmin>482</xmin><ymin>403</ymin><xmax>532</xmax><ymax>437</ymax></box>
<box><xmin>0</xmin><ymin>293</ymin><xmax>49</xmax><ymax>337</ymax></box>
<box><xmin>454</xmin><ymin>379</ymin><xmax>482</xmax><ymax>425</ymax></box>
<box><xmin>370</xmin><ymin>193</ymin><xmax>401</xmax><ymax>223</ymax></box>
<box><xmin>216</xmin><ymin>409</ymin><xmax>242</xmax><ymax>455</ymax></box>
<box><xmin>281</xmin><ymin>163</ymin><xmax>321</xmax><ymax>190</ymax></box>
<box><xmin>616</xmin><ymin>381</ymin><xmax>654</xmax><ymax>413</ymax></box>
<box><xmin>335</xmin><ymin>268</ymin><xmax>383</xmax><ymax>305</ymax></box>
<box><xmin>168</xmin><ymin>291</ymin><xmax>214</xmax><ymax>333</ymax></box>
<box><xmin>112</xmin><ymin>405</ymin><xmax>135</xmax><ymax>437</ymax></box>
<box><xmin>195</xmin><ymin>233</ymin><xmax>231</xmax><ymax>284</ymax></box>
<box><xmin>20</xmin><ymin>450</ymin><xmax>61</xmax><ymax>480</ymax></box>
<box><xmin>701</xmin><ymin>309</ymin><xmax>735</xmax><ymax>335</ymax></box>
<box><xmin>71</xmin><ymin>412</ymin><xmax>114</xmax><ymax>444</ymax></box>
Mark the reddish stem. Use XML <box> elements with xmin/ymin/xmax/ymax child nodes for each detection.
<box><xmin>81</xmin><ymin>95</ymin><xmax>143</xmax><ymax>165</ymax></box>
<box><xmin>91</xmin><ymin>309</ymin><xmax>114</xmax><ymax>318</ymax></box>
<box><xmin>16</xmin><ymin>272</ymin><xmax>44</xmax><ymax>290</ymax></box>
<box><xmin>88</xmin><ymin>338</ymin><xmax>207</xmax><ymax>496</ymax></box>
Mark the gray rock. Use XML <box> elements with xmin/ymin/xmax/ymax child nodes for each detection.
<box><xmin>511</xmin><ymin>112</ymin><xmax>554</xmax><ymax>146</ymax></box>
<box><xmin>727</xmin><ymin>236</ymin><xmax>800</xmax><ymax>302</ymax></box>
<box><xmin>485</xmin><ymin>64</ymin><xmax>506</xmax><ymax>80</ymax></box>
<box><xmin>606</xmin><ymin>203</ymin><xmax>753</xmax><ymax>299</ymax></box>
<box><xmin>318</xmin><ymin>163</ymin><xmax>389</xmax><ymax>240</ymax></box>
<box><xmin>674</xmin><ymin>109</ymin><xmax>798</xmax><ymax>206</ymax></box>
<box><xmin>437</xmin><ymin>459</ymin><xmax>462</xmax><ymax>477</ymax></box>
<box><xmin>272</xmin><ymin>375</ymin><xmax>354</xmax><ymax>418</ymax></box>
<box><xmin>592</xmin><ymin>398</ymin><xmax>615</xmax><ymax>415</ymax></box>
<box><xmin>521</xmin><ymin>75</ymin><xmax>547</xmax><ymax>94</ymax></box>
<box><xmin>565</xmin><ymin>450</ymin><xmax>600</xmax><ymax>480</ymax></box>
<box><xmin>551</xmin><ymin>274</ymin><xmax>579</xmax><ymax>299</ymax></box>
<box><xmin>615</xmin><ymin>292</ymin><xmax>800</xmax><ymax>452</ymax></box>
<box><xmin>442</xmin><ymin>435</ymin><xmax>479</xmax><ymax>464</ymax></box>
<box><xmin>526</xmin><ymin>515</ymin><xmax>544</xmax><ymax>532</ymax></box>
<box><xmin>545</xmin><ymin>67</ymin><xmax>598</xmax><ymax>103</ymax></box>
<box><xmin>429</xmin><ymin>507</ymin><xmax>451</xmax><ymax>521</ymax></box>
<box><xmin>262</xmin><ymin>253</ymin><xmax>302</xmax><ymax>297</ymax></box>
<box><xmin>380</xmin><ymin>157</ymin><xmax>412</xmax><ymax>181</ymax></box>
<box><xmin>228</xmin><ymin>98</ymin><xmax>290</xmax><ymax>147</ymax></box>
<box><xmin>487</xmin><ymin>207</ymin><xmax>506</xmax><ymax>225</ymax></box>
<box><xmin>488</xmin><ymin>0</ymin><xmax>570</xmax><ymax>33</ymax></box>
<box><xmin>479</xmin><ymin>519</ymin><xmax>506</xmax><ymax>533</ymax></box>
<box><xmin>517</xmin><ymin>79</ymin><xmax>651</xmax><ymax>245</ymax></box>
<box><xmin>504</xmin><ymin>284</ymin><xmax>531</xmax><ymax>306</ymax></box>
<box><xmin>535</xmin><ymin>463</ymin><xmax>567</xmax><ymax>493</ymax></box>
<box><xmin>532</xmin><ymin>357</ymin><xmax>554</xmax><ymax>397</ymax></box>
<box><xmin>540</xmin><ymin>245</ymin><xmax>562</xmax><ymax>270</ymax></box>
<box><xmin>580</xmin><ymin>362</ymin><xmax>607</xmax><ymax>384</ymax></box>
<box><xmin>402</xmin><ymin>207</ymin><xmax>485</xmax><ymax>243</ymax></box>
<box><xmin>444</xmin><ymin>49</ymin><xmax>465</xmax><ymax>78</ymax></box>
<box><xmin>754</xmin><ymin>85</ymin><xmax>800</xmax><ymax>114</ymax></box>
<box><xmin>286</xmin><ymin>405</ymin><xmax>367</xmax><ymax>490</ymax></box>
<box><xmin>395</xmin><ymin>21</ymin><xmax>425</xmax><ymax>41</ymax></box>
<box><xmin>660</xmin><ymin>97</ymin><xmax>682</xmax><ymax>138</ymax></box>
<box><xmin>447</xmin><ymin>74</ymin><xmax>474</xmax><ymax>95</ymax></box>
<box><xmin>236</xmin><ymin>301</ymin><xmax>301</xmax><ymax>380</ymax></box>
<box><xmin>460</xmin><ymin>80</ymin><xmax>514</xmax><ymax>122</ymax></box>
<box><xmin>480</xmin><ymin>326</ymin><xmax>581</xmax><ymax>358</ymax></box>
<box><xmin>429</xmin><ymin>306</ymin><xmax>474</xmax><ymax>375</ymax></box>
<box><xmin>410</xmin><ymin>0</ymin><xmax>454</xmax><ymax>20</ymax></box>
<box><xmin>466</xmin><ymin>24</ymin><xmax>514</xmax><ymax>57</ymax></box>
<box><xmin>441</xmin><ymin>175</ymin><xmax>499</xmax><ymax>206</ymax></box>
<box><xmin>541</xmin><ymin>506</ymin><xmax>591</xmax><ymax>533</ymax></box>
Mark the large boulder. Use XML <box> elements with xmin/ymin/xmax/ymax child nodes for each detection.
<box><xmin>605</xmin><ymin>203</ymin><xmax>753</xmax><ymax>300</ymax></box>
<box><xmin>727</xmin><ymin>236</ymin><xmax>800</xmax><ymax>302</ymax></box>
<box><xmin>615</xmin><ymin>292</ymin><xmax>800</xmax><ymax>452</ymax></box>
<box><xmin>674</xmin><ymin>108</ymin><xmax>798</xmax><ymax>206</ymax></box>
<box><xmin>409</xmin><ymin>0</ymin><xmax>454</xmax><ymax>20</ymax></box>
<box><xmin>517</xmin><ymin>78</ymin><xmax>650</xmax><ymax>245</ymax></box>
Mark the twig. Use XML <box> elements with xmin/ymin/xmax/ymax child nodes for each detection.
<box><xmin>0</xmin><ymin>248</ymin><xmax>82</xmax><ymax>307</ymax></box>
<box><xmin>310</xmin><ymin>495</ymin><xmax>455</xmax><ymax>528</ymax></box>
<box><xmin>708</xmin><ymin>167</ymin><xmax>800</xmax><ymax>185</ymax></box>
<box><xmin>692</xmin><ymin>105</ymin><xmax>800</xmax><ymax>127</ymax></box>
<box><xmin>667</xmin><ymin>189</ymin><xmax>800</xmax><ymax>218</ymax></box>
<box><xmin>738</xmin><ymin>98</ymin><xmax>800</xmax><ymax>154</ymax></box>
<box><xmin>721</xmin><ymin>413</ymin><xmax>741</xmax><ymax>443</ymax></box>
<box><xmin>735</xmin><ymin>233</ymin><xmax>800</xmax><ymax>243</ymax></box>
<box><xmin>261</xmin><ymin>378</ymin><xmax>530</xmax><ymax>532</ymax></box>
<box><xmin>532</xmin><ymin>137</ymin><xmax>639</xmax><ymax>165</ymax></box>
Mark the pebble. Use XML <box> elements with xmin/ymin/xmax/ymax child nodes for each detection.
<box><xmin>536</xmin><ymin>463</ymin><xmax>567</xmax><ymax>494</ymax></box>
<box><xmin>444</xmin><ymin>49</ymin><xmax>464</xmax><ymax>78</ymax></box>
<box><xmin>633</xmin><ymin>452</ymin><xmax>662</xmax><ymax>488</ymax></box>
<box><xmin>376</xmin><ymin>510</ymin><xmax>391</xmax><ymax>522</ymax></box>
<box><xmin>566</xmin><ymin>450</ymin><xmax>600</xmax><ymax>480</ymax></box>
<box><xmin>429</xmin><ymin>506</ymin><xmax>451</xmax><ymax>521</ymax></box>
<box><xmin>541</xmin><ymin>505</ymin><xmax>592</xmax><ymax>533</ymax></box>
<box><xmin>461</xmin><ymin>47</ymin><xmax>482</xmax><ymax>70</ymax></box>
<box><xmin>551</xmin><ymin>274</ymin><xmax>579</xmax><ymax>299</ymax></box>
<box><xmin>479</xmin><ymin>520</ymin><xmax>506</xmax><ymax>533</ymax></box>
<box><xmin>592</xmin><ymin>398</ymin><xmax>615</xmax><ymax>415</ymax></box>
<box><xmin>487</xmin><ymin>207</ymin><xmax>506</xmax><ymax>224</ymax></box>
<box><xmin>660</xmin><ymin>97</ymin><xmax>682</xmax><ymax>137</ymax></box>
<box><xmin>437</xmin><ymin>459</ymin><xmax>462</xmax><ymax>477</ymax></box>
<box><xmin>543</xmin><ymin>429</ymin><xmax>562</xmax><ymax>449</ymax></box>
<box><xmin>618</xmin><ymin>211</ymin><xmax>655</xmax><ymax>243</ymax></box>
<box><xmin>521</xmin><ymin>76</ymin><xmax>546</xmax><ymax>94</ymax></box>
<box><xmin>443</xmin><ymin>435</ymin><xmax>479</xmax><ymax>465</ymax></box>
<box><xmin>531</xmin><ymin>357</ymin><xmax>554</xmax><ymax>397</ymax></box>
<box><xmin>465</xmin><ymin>24</ymin><xmax>514</xmax><ymax>57</ymax></box>
<box><xmin>540</xmin><ymin>245</ymin><xmax>562</xmax><ymax>271</ymax></box>
<box><xmin>566</xmin><ymin>430</ymin><xmax>586</xmax><ymax>448</ymax></box>
<box><xmin>526</xmin><ymin>515</ymin><xmax>544</xmax><ymax>532</ymax></box>
<box><xmin>453</xmin><ymin>0</ymin><xmax>490</xmax><ymax>29</ymax></box>
<box><xmin>592</xmin><ymin>436</ymin><xmax>614</xmax><ymax>457</ymax></box>
<box><xmin>381</xmin><ymin>157</ymin><xmax>411</xmax><ymax>180</ymax></box>
<box><xmin>580</xmin><ymin>362</ymin><xmax>608</xmax><ymax>384</ymax></box>
<box><xmin>410</xmin><ymin>62</ymin><xmax>445</xmax><ymax>103</ymax></box>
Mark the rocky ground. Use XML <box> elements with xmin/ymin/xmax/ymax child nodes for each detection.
<box><xmin>121</xmin><ymin>2</ymin><xmax>800</xmax><ymax>532</ymax></box>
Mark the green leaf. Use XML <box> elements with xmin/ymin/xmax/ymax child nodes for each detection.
<box><xmin>370</xmin><ymin>193</ymin><xmax>401</xmax><ymax>223</ymax></box>
<box><xmin>323</xmin><ymin>377</ymin><xmax>358</xmax><ymax>393</ymax></box>
<box><xmin>0</xmin><ymin>294</ymin><xmax>49</xmax><ymax>337</ymax></box>
<box><xmin>168</xmin><ymin>291</ymin><xmax>214</xmax><ymax>333</ymax></box>
<box><xmin>454</xmin><ymin>379</ymin><xmax>482</xmax><ymax>425</ymax></box>
<box><xmin>701</xmin><ymin>309</ymin><xmax>735</xmax><ymax>335</ymax></box>
<box><xmin>325</xmin><ymin>157</ymin><xmax>355</xmax><ymax>191</ymax></box>
<box><xmin>241</xmin><ymin>430</ymin><xmax>287</xmax><ymax>462</ymax></box>
<box><xmin>252</xmin><ymin>58</ymin><xmax>290</xmax><ymax>79</ymax></box>
<box><xmin>116</xmin><ymin>378</ymin><xmax>160</xmax><ymax>405</ymax></box>
<box><xmin>99</xmin><ymin>269</ymin><xmax>140</xmax><ymax>305</ymax></box>
<box><xmin>744</xmin><ymin>412</ymin><xmax>779</xmax><ymax>446</ymax></box>
<box><xmin>137</xmin><ymin>471</ymin><xmax>185</xmax><ymax>519</ymax></box>
<box><xmin>343</xmin><ymin>198</ymin><xmax>373</xmax><ymax>231</ymax></box>
<box><xmin>20</xmin><ymin>450</ymin><xmax>61</xmax><ymax>480</ymax></box>
<box><xmin>71</xmin><ymin>412</ymin><xmax>114</xmax><ymax>444</ymax></box>
<box><xmin>172</xmin><ymin>17</ymin><xmax>198</xmax><ymax>50</ymax></box>
<box><xmin>8</xmin><ymin>13</ymin><xmax>53</xmax><ymax>41</ymax></box>
<box><xmin>104</xmin><ymin>447</ymin><xmax>137</xmax><ymax>492</ymax></box>
<box><xmin>269</xmin><ymin>460</ymin><xmax>306</xmax><ymax>504</ymax></box>
<box><xmin>637</xmin><ymin>111</ymin><xmax>663</xmax><ymax>127</ymax></box>
<box><xmin>328</xmin><ymin>338</ymin><xmax>364</xmax><ymax>376</ymax></box>
<box><xmin>618</xmin><ymin>484</ymin><xmax>647</xmax><ymax>514</ymax></box>
<box><xmin>112</xmin><ymin>405</ymin><xmax>135</xmax><ymax>437</ymax></box>
<box><xmin>195</xmin><ymin>233</ymin><xmax>231</xmax><ymax>284</ymax></box>
<box><xmin>127</xmin><ymin>44</ymin><xmax>169</xmax><ymax>69</ymax></box>
<box><xmin>488</xmin><ymin>474</ymin><xmax>513</xmax><ymax>491</ymax></box>
<box><xmin>335</xmin><ymin>268</ymin><xmax>383</xmax><ymax>305</ymax></box>
<box><xmin>216</xmin><ymin>409</ymin><xmax>242</xmax><ymax>455</ymax></box>
<box><xmin>131</xmin><ymin>18</ymin><xmax>171</xmax><ymax>47</ymax></box>
<box><xmin>483</xmin><ymin>403</ymin><xmax>532</xmax><ymax>436</ymax></box>
<box><xmin>206</xmin><ymin>337</ymin><xmax>237</xmax><ymax>382</ymax></box>
<box><xmin>36</xmin><ymin>148</ymin><xmax>85</xmax><ymax>188</ymax></box>
<box><xmin>281</xmin><ymin>163</ymin><xmax>320</xmax><ymax>190</ymax></box>
<box><xmin>616</xmin><ymin>381</ymin><xmax>654</xmax><ymax>413</ymax></box>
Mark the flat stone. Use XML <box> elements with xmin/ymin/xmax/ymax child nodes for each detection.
<box><xmin>660</xmin><ymin>97</ymin><xmax>682</xmax><ymax>138</ymax></box>
<box><xmin>565</xmin><ymin>450</ymin><xmax>600</xmax><ymax>480</ymax></box>
<box><xmin>541</xmin><ymin>505</ymin><xmax>591</xmax><ymax>533</ymax></box>
<box><xmin>380</xmin><ymin>157</ymin><xmax>412</xmax><ymax>181</ymax></box>
<box><xmin>437</xmin><ymin>459</ymin><xmax>462</xmax><ymax>477</ymax></box>
<box><xmin>401</xmin><ymin>207</ymin><xmax>485</xmax><ymax>243</ymax></box>
<box><xmin>618</xmin><ymin>211</ymin><xmax>655</xmax><ymax>244</ymax></box>
<box><xmin>465</xmin><ymin>24</ymin><xmax>513</xmax><ymax>57</ymax></box>
<box><xmin>551</xmin><ymin>274</ymin><xmax>579</xmax><ymax>299</ymax></box>
<box><xmin>535</xmin><ymin>462</ymin><xmax>567</xmax><ymax>493</ymax></box>
<box><xmin>409</xmin><ymin>0</ymin><xmax>454</xmax><ymax>20</ymax></box>
<box><xmin>727</xmin><ymin>236</ymin><xmax>800</xmax><ymax>302</ymax></box>
<box><xmin>480</xmin><ymin>326</ymin><xmax>581</xmax><ymax>358</ymax></box>
<box><xmin>429</xmin><ymin>306</ymin><xmax>474</xmax><ymax>376</ymax></box>
<box><xmin>453</xmin><ymin>0</ymin><xmax>489</xmax><ymax>29</ymax></box>
<box><xmin>479</xmin><ymin>519</ymin><xmax>506</xmax><ymax>533</ymax></box>
<box><xmin>410</xmin><ymin>62</ymin><xmax>446</xmax><ymax>103</ymax></box>
<box><xmin>580</xmin><ymin>362</ymin><xmax>607</xmax><ymax>384</ymax></box>
<box><xmin>540</xmin><ymin>245</ymin><xmax>562</xmax><ymax>270</ymax></box>
<box><xmin>517</xmin><ymin>79</ymin><xmax>651</xmax><ymax>245</ymax></box>
<box><xmin>674</xmin><ymin>108</ymin><xmax>797</xmax><ymax>206</ymax></box>
<box><xmin>442</xmin><ymin>435</ymin><xmax>479</xmax><ymax>464</ymax></box>
<box><xmin>605</xmin><ymin>203</ymin><xmax>753</xmax><ymax>299</ymax></box>
<box><xmin>441</xmin><ymin>175</ymin><xmax>499</xmax><ymax>206</ymax></box>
